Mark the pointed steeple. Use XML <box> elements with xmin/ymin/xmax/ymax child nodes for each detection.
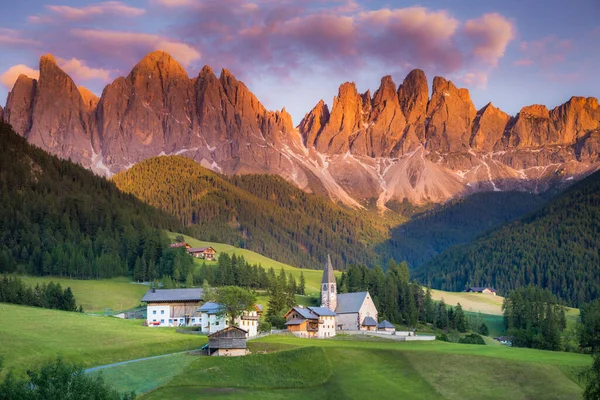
<box><xmin>322</xmin><ymin>254</ymin><xmax>335</xmax><ymax>284</ymax></box>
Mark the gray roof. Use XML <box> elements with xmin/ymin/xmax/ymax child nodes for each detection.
<box><xmin>142</xmin><ymin>288</ymin><xmax>203</xmax><ymax>303</ymax></box>
<box><xmin>321</xmin><ymin>254</ymin><xmax>335</xmax><ymax>284</ymax></box>
<box><xmin>378</xmin><ymin>320</ymin><xmax>395</xmax><ymax>329</ymax></box>
<box><xmin>307</xmin><ymin>306</ymin><xmax>337</xmax><ymax>317</ymax></box>
<box><xmin>292</xmin><ymin>306</ymin><xmax>318</xmax><ymax>320</ymax></box>
<box><xmin>335</xmin><ymin>292</ymin><xmax>369</xmax><ymax>314</ymax></box>
<box><xmin>466</xmin><ymin>287</ymin><xmax>496</xmax><ymax>292</ymax></box>
<box><xmin>362</xmin><ymin>316</ymin><xmax>377</xmax><ymax>326</ymax></box>
<box><xmin>285</xmin><ymin>318</ymin><xmax>304</xmax><ymax>326</ymax></box>
<box><xmin>198</xmin><ymin>301</ymin><xmax>223</xmax><ymax>314</ymax></box>
<box><xmin>256</xmin><ymin>304</ymin><xmax>264</xmax><ymax>312</ymax></box>
<box><xmin>188</xmin><ymin>247</ymin><xmax>213</xmax><ymax>253</ymax></box>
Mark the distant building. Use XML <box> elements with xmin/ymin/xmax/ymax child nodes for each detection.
<box><xmin>142</xmin><ymin>288</ymin><xmax>203</xmax><ymax>327</ymax></box>
<box><xmin>284</xmin><ymin>306</ymin><xmax>337</xmax><ymax>338</ymax></box>
<box><xmin>495</xmin><ymin>336</ymin><xmax>514</xmax><ymax>346</ymax></box>
<box><xmin>377</xmin><ymin>320</ymin><xmax>395</xmax><ymax>332</ymax></box>
<box><xmin>208</xmin><ymin>326</ymin><xmax>248</xmax><ymax>356</ymax></box>
<box><xmin>321</xmin><ymin>255</ymin><xmax>379</xmax><ymax>331</ymax></box>
<box><xmin>187</xmin><ymin>246</ymin><xmax>217</xmax><ymax>260</ymax></box>
<box><xmin>169</xmin><ymin>242</ymin><xmax>190</xmax><ymax>249</ymax></box>
<box><xmin>465</xmin><ymin>287</ymin><xmax>497</xmax><ymax>295</ymax></box>
<box><xmin>197</xmin><ymin>302</ymin><xmax>261</xmax><ymax>337</ymax></box>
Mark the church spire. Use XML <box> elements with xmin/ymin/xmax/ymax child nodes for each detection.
<box><xmin>321</xmin><ymin>254</ymin><xmax>337</xmax><ymax>312</ymax></box>
<box><xmin>322</xmin><ymin>254</ymin><xmax>335</xmax><ymax>284</ymax></box>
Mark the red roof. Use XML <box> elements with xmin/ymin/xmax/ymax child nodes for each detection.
<box><xmin>169</xmin><ymin>242</ymin><xmax>188</xmax><ymax>248</ymax></box>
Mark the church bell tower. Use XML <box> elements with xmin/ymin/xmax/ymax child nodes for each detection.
<box><xmin>321</xmin><ymin>254</ymin><xmax>337</xmax><ymax>312</ymax></box>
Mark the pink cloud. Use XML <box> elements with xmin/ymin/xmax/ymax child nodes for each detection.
<box><xmin>0</xmin><ymin>65</ymin><xmax>40</xmax><ymax>88</ymax></box>
<box><xmin>70</xmin><ymin>29</ymin><xmax>201</xmax><ymax>68</ymax></box>
<box><xmin>460</xmin><ymin>71</ymin><xmax>488</xmax><ymax>88</ymax></box>
<box><xmin>463</xmin><ymin>13</ymin><xmax>515</xmax><ymax>67</ymax></box>
<box><xmin>0</xmin><ymin>28</ymin><xmax>40</xmax><ymax>46</ymax></box>
<box><xmin>514</xmin><ymin>59</ymin><xmax>534</xmax><ymax>66</ymax></box>
<box><xmin>519</xmin><ymin>36</ymin><xmax>572</xmax><ymax>67</ymax></box>
<box><xmin>150</xmin><ymin>0</ymin><xmax>196</xmax><ymax>7</ymax></box>
<box><xmin>29</xmin><ymin>1</ymin><xmax>145</xmax><ymax>23</ymax></box>
<box><xmin>55</xmin><ymin>57</ymin><xmax>113</xmax><ymax>81</ymax></box>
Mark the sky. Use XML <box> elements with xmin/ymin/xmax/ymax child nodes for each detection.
<box><xmin>0</xmin><ymin>0</ymin><xmax>599</xmax><ymax>124</ymax></box>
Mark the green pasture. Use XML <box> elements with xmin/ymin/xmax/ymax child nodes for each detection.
<box><xmin>0</xmin><ymin>303</ymin><xmax>206</xmax><ymax>376</ymax></box>
<box><xmin>167</xmin><ymin>231</ymin><xmax>339</xmax><ymax>294</ymax></box>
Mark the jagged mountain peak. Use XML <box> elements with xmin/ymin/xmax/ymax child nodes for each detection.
<box><xmin>129</xmin><ymin>50</ymin><xmax>189</xmax><ymax>80</ymax></box>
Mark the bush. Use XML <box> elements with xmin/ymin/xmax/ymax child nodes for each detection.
<box><xmin>436</xmin><ymin>333</ymin><xmax>449</xmax><ymax>342</ymax></box>
<box><xmin>478</xmin><ymin>323</ymin><xmax>489</xmax><ymax>336</ymax></box>
<box><xmin>459</xmin><ymin>333</ymin><xmax>486</xmax><ymax>345</ymax></box>
<box><xmin>258</xmin><ymin>320</ymin><xmax>272</xmax><ymax>333</ymax></box>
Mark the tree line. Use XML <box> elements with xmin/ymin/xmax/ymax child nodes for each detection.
<box><xmin>0</xmin><ymin>275</ymin><xmax>82</xmax><ymax>312</ymax></box>
<box><xmin>0</xmin><ymin>122</ymin><xmax>181</xmax><ymax>281</ymax></box>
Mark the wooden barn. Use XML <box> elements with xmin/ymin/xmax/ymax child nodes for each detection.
<box><xmin>187</xmin><ymin>246</ymin><xmax>217</xmax><ymax>260</ymax></box>
<box><xmin>465</xmin><ymin>287</ymin><xmax>497</xmax><ymax>295</ymax></box>
<box><xmin>208</xmin><ymin>326</ymin><xmax>248</xmax><ymax>356</ymax></box>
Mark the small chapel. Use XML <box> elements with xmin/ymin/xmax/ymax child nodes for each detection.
<box><xmin>321</xmin><ymin>255</ymin><xmax>379</xmax><ymax>331</ymax></box>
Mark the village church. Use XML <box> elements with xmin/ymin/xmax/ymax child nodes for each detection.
<box><xmin>321</xmin><ymin>255</ymin><xmax>379</xmax><ymax>331</ymax></box>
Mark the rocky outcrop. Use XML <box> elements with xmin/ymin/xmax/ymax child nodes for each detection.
<box><xmin>3</xmin><ymin>51</ymin><xmax>600</xmax><ymax>208</ymax></box>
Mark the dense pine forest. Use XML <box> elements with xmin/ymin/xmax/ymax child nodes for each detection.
<box><xmin>112</xmin><ymin>156</ymin><xmax>388</xmax><ymax>270</ymax></box>
<box><xmin>0</xmin><ymin>122</ymin><xmax>181</xmax><ymax>279</ymax></box>
<box><xmin>377</xmin><ymin>191</ymin><xmax>547</xmax><ymax>267</ymax></box>
<box><xmin>415</xmin><ymin>169</ymin><xmax>600</xmax><ymax>307</ymax></box>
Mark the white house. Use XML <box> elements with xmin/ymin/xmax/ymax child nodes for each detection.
<box><xmin>197</xmin><ymin>302</ymin><xmax>261</xmax><ymax>338</ymax></box>
<box><xmin>142</xmin><ymin>288</ymin><xmax>203</xmax><ymax>327</ymax></box>
<box><xmin>321</xmin><ymin>255</ymin><xmax>379</xmax><ymax>331</ymax></box>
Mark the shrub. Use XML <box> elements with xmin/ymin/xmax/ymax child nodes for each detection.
<box><xmin>478</xmin><ymin>323</ymin><xmax>489</xmax><ymax>336</ymax></box>
<box><xmin>459</xmin><ymin>333</ymin><xmax>486</xmax><ymax>345</ymax></box>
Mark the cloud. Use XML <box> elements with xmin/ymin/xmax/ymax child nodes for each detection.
<box><xmin>460</xmin><ymin>71</ymin><xmax>489</xmax><ymax>88</ymax></box>
<box><xmin>514</xmin><ymin>59</ymin><xmax>534</xmax><ymax>66</ymax></box>
<box><xmin>70</xmin><ymin>29</ymin><xmax>201</xmax><ymax>67</ymax></box>
<box><xmin>0</xmin><ymin>28</ymin><xmax>40</xmax><ymax>46</ymax></box>
<box><xmin>463</xmin><ymin>13</ymin><xmax>515</xmax><ymax>67</ymax></box>
<box><xmin>518</xmin><ymin>36</ymin><xmax>572</xmax><ymax>67</ymax></box>
<box><xmin>0</xmin><ymin>65</ymin><xmax>40</xmax><ymax>88</ymax></box>
<box><xmin>29</xmin><ymin>1</ymin><xmax>145</xmax><ymax>23</ymax></box>
<box><xmin>55</xmin><ymin>57</ymin><xmax>113</xmax><ymax>81</ymax></box>
<box><xmin>150</xmin><ymin>0</ymin><xmax>196</xmax><ymax>7</ymax></box>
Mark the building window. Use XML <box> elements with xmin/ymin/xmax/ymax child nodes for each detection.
<box><xmin>161</xmin><ymin>310</ymin><xmax>164</xmax><ymax>314</ymax></box>
<box><xmin>192</xmin><ymin>318</ymin><xmax>196</xmax><ymax>322</ymax></box>
<box><xmin>169</xmin><ymin>319</ymin><xmax>172</xmax><ymax>323</ymax></box>
<box><xmin>330</xmin><ymin>284</ymin><xmax>334</xmax><ymax>293</ymax></box>
<box><xmin>161</xmin><ymin>319</ymin><xmax>164</xmax><ymax>324</ymax></box>
<box><xmin>323</xmin><ymin>284</ymin><xmax>327</xmax><ymax>291</ymax></box>
<box><xmin>153</xmin><ymin>310</ymin><xmax>156</xmax><ymax>315</ymax></box>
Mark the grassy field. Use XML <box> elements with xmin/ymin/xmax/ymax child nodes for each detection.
<box><xmin>137</xmin><ymin>334</ymin><xmax>590</xmax><ymax>399</ymax></box>
<box><xmin>167</xmin><ymin>232</ymin><xmax>340</xmax><ymax>295</ymax></box>
<box><xmin>0</xmin><ymin>303</ymin><xmax>206</xmax><ymax>376</ymax></box>
<box><xmin>19</xmin><ymin>276</ymin><xmax>148</xmax><ymax>312</ymax></box>
<box><xmin>430</xmin><ymin>289</ymin><xmax>504</xmax><ymax>315</ymax></box>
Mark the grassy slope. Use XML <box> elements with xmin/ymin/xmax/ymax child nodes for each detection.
<box><xmin>0</xmin><ymin>304</ymin><xmax>206</xmax><ymax>376</ymax></box>
<box><xmin>168</xmin><ymin>232</ymin><xmax>340</xmax><ymax>295</ymax></box>
<box><xmin>141</xmin><ymin>335</ymin><xmax>589</xmax><ymax>399</ymax></box>
<box><xmin>19</xmin><ymin>276</ymin><xmax>148</xmax><ymax>312</ymax></box>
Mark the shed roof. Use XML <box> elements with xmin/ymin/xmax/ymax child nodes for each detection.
<box><xmin>142</xmin><ymin>288</ymin><xmax>203</xmax><ymax>303</ymax></box>
<box><xmin>377</xmin><ymin>320</ymin><xmax>395</xmax><ymax>329</ymax></box>
<box><xmin>321</xmin><ymin>254</ymin><xmax>335</xmax><ymax>284</ymax></box>
<box><xmin>307</xmin><ymin>306</ymin><xmax>337</xmax><ymax>317</ymax></box>
<box><xmin>335</xmin><ymin>292</ymin><xmax>369</xmax><ymax>314</ymax></box>
<box><xmin>208</xmin><ymin>325</ymin><xmax>247</xmax><ymax>338</ymax></box>
<box><xmin>362</xmin><ymin>316</ymin><xmax>377</xmax><ymax>326</ymax></box>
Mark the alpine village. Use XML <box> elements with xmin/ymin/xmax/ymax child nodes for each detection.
<box><xmin>1</xmin><ymin>2</ymin><xmax>600</xmax><ymax>399</ymax></box>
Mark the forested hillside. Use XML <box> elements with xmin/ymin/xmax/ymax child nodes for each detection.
<box><xmin>0</xmin><ymin>121</ymin><xmax>182</xmax><ymax>279</ymax></box>
<box><xmin>378</xmin><ymin>191</ymin><xmax>547</xmax><ymax>267</ymax></box>
<box><xmin>112</xmin><ymin>156</ymin><xmax>386</xmax><ymax>270</ymax></box>
<box><xmin>415</xmin><ymin>169</ymin><xmax>600</xmax><ymax>306</ymax></box>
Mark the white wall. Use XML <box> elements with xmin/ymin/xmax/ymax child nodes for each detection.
<box><xmin>200</xmin><ymin>310</ymin><xmax>259</xmax><ymax>337</ymax></box>
<box><xmin>147</xmin><ymin>305</ymin><xmax>170</xmax><ymax>327</ymax></box>
<box><xmin>318</xmin><ymin>315</ymin><xmax>336</xmax><ymax>338</ymax></box>
<box><xmin>336</xmin><ymin>312</ymin><xmax>360</xmax><ymax>330</ymax></box>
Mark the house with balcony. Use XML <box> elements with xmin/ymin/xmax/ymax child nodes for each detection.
<box><xmin>197</xmin><ymin>302</ymin><xmax>261</xmax><ymax>337</ymax></box>
<box><xmin>142</xmin><ymin>288</ymin><xmax>203</xmax><ymax>327</ymax></box>
<box><xmin>284</xmin><ymin>306</ymin><xmax>337</xmax><ymax>338</ymax></box>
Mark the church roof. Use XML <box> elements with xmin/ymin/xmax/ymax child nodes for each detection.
<box><xmin>321</xmin><ymin>254</ymin><xmax>336</xmax><ymax>284</ymax></box>
<box><xmin>362</xmin><ymin>316</ymin><xmax>377</xmax><ymax>326</ymax></box>
<box><xmin>335</xmin><ymin>291</ymin><xmax>369</xmax><ymax>314</ymax></box>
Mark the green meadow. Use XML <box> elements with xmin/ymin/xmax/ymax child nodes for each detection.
<box><xmin>167</xmin><ymin>231</ymin><xmax>340</xmax><ymax>294</ymax></box>
<box><xmin>128</xmin><ymin>334</ymin><xmax>590</xmax><ymax>399</ymax></box>
<box><xmin>0</xmin><ymin>303</ymin><xmax>206</xmax><ymax>376</ymax></box>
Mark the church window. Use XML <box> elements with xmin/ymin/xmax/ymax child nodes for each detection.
<box><xmin>323</xmin><ymin>284</ymin><xmax>327</xmax><ymax>291</ymax></box>
<box><xmin>330</xmin><ymin>284</ymin><xmax>334</xmax><ymax>293</ymax></box>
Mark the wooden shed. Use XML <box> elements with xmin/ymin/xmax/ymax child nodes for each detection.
<box><xmin>208</xmin><ymin>326</ymin><xmax>248</xmax><ymax>356</ymax></box>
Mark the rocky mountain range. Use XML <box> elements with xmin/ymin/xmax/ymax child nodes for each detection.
<box><xmin>3</xmin><ymin>51</ymin><xmax>600</xmax><ymax>208</ymax></box>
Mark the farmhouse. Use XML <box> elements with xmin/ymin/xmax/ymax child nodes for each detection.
<box><xmin>142</xmin><ymin>288</ymin><xmax>203</xmax><ymax>327</ymax></box>
<box><xmin>284</xmin><ymin>306</ymin><xmax>337</xmax><ymax>338</ymax></box>
<box><xmin>208</xmin><ymin>326</ymin><xmax>248</xmax><ymax>356</ymax></box>
<box><xmin>169</xmin><ymin>242</ymin><xmax>190</xmax><ymax>249</ymax></box>
<box><xmin>187</xmin><ymin>246</ymin><xmax>217</xmax><ymax>260</ymax></box>
<box><xmin>465</xmin><ymin>287</ymin><xmax>497</xmax><ymax>295</ymax></box>
<box><xmin>321</xmin><ymin>255</ymin><xmax>379</xmax><ymax>331</ymax></box>
<box><xmin>197</xmin><ymin>302</ymin><xmax>261</xmax><ymax>337</ymax></box>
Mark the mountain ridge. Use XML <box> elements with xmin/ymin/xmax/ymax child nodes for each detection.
<box><xmin>3</xmin><ymin>51</ymin><xmax>600</xmax><ymax>208</ymax></box>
